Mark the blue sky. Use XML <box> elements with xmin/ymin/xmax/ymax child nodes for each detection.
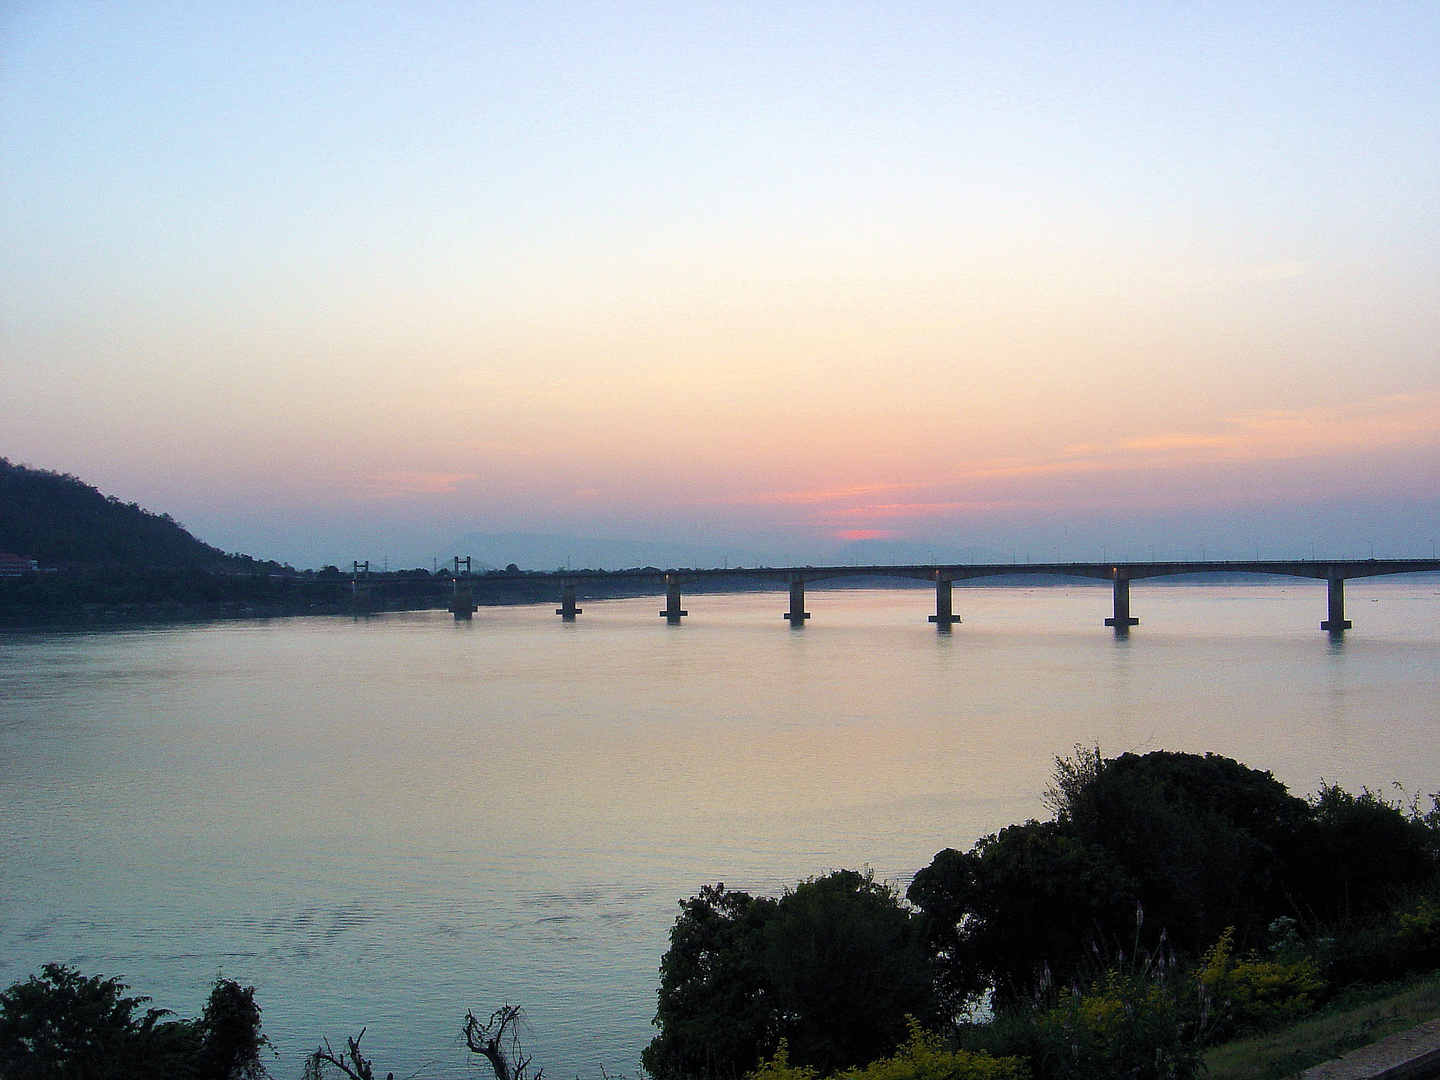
<box><xmin>3</xmin><ymin>2</ymin><xmax>1437</xmax><ymax>567</ymax></box>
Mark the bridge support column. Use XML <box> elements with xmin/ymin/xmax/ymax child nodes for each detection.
<box><xmin>1104</xmin><ymin>570</ymin><xmax>1139</xmax><ymax>630</ymax></box>
<box><xmin>929</xmin><ymin>577</ymin><xmax>961</xmax><ymax>628</ymax></box>
<box><xmin>661</xmin><ymin>577</ymin><xmax>688</xmax><ymax>623</ymax></box>
<box><xmin>1321</xmin><ymin>572</ymin><xmax>1351</xmax><ymax>632</ymax></box>
<box><xmin>784</xmin><ymin>581</ymin><xmax>810</xmax><ymax>625</ymax></box>
<box><xmin>555</xmin><ymin>583</ymin><xmax>583</xmax><ymax>621</ymax></box>
<box><xmin>448</xmin><ymin>584</ymin><xmax>477</xmax><ymax>620</ymax></box>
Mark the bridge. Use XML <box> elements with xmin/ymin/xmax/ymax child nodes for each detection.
<box><xmin>430</xmin><ymin>558</ymin><xmax>1440</xmax><ymax>633</ymax></box>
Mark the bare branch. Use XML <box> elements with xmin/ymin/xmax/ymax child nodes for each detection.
<box><xmin>302</xmin><ymin>1028</ymin><xmax>381</xmax><ymax>1080</ymax></box>
<box><xmin>464</xmin><ymin>1005</ymin><xmax>542</xmax><ymax>1080</ymax></box>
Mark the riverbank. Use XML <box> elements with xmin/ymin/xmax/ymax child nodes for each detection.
<box><xmin>1206</xmin><ymin>972</ymin><xmax>1440</xmax><ymax>1080</ymax></box>
<box><xmin>0</xmin><ymin>568</ymin><xmax>655</xmax><ymax>628</ymax></box>
<box><xmin>0</xmin><ymin>567</ymin><xmax>798</xmax><ymax>628</ymax></box>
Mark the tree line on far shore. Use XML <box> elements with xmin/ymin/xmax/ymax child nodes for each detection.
<box><xmin>6</xmin><ymin>749</ymin><xmax>1440</xmax><ymax>1080</ymax></box>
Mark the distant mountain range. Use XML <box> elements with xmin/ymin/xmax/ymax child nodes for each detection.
<box><xmin>0</xmin><ymin>458</ymin><xmax>266</xmax><ymax>570</ymax></box>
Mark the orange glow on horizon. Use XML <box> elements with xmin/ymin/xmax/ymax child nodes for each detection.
<box><xmin>695</xmin><ymin>393</ymin><xmax>1440</xmax><ymax>524</ymax></box>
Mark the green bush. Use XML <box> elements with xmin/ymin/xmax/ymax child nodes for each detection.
<box><xmin>1028</xmin><ymin>963</ymin><xmax>1207</xmax><ymax>1080</ymax></box>
<box><xmin>1316</xmin><ymin>886</ymin><xmax>1440</xmax><ymax>986</ymax></box>
<box><xmin>0</xmin><ymin>964</ymin><xmax>199</xmax><ymax>1080</ymax></box>
<box><xmin>1199</xmin><ymin>928</ymin><xmax>1324</xmax><ymax>1034</ymax></box>
<box><xmin>646</xmin><ymin>871</ymin><xmax>937</xmax><ymax>1080</ymax></box>
<box><xmin>1397</xmin><ymin>898</ymin><xmax>1440</xmax><ymax>958</ymax></box>
<box><xmin>1285</xmin><ymin>785</ymin><xmax>1438</xmax><ymax>923</ymax></box>
<box><xmin>909</xmin><ymin>750</ymin><xmax>1440</xmax><ymax>1017</ymax></box>
<box><xmin>749</xmin><ymin>1021</ymin><xmax>1027</xmax><ymax>1080</ymax></box>
<box><xmin>0</xmin><ymin>965</ymin><xmax>270</xmax><ymax>1080</ymax></box>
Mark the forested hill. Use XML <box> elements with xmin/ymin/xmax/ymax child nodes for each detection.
<box><xmin>0</xmin><ymin>458</ymin><xmax>258</xmax><ymax>569</ymax></box>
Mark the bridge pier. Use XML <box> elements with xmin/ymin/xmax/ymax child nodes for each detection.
<box><xmin>448</xmin><ymin>583</ymin><xmax>477</xmax><ymax>620</ymax></box>
<box><xmin>555</xmin><ymin>583</ymin><xmax>583</xmax><ymax>621</ymax></box>
<box><xmin>929</xmin><ymin>577</ymin><xmax>961</xmax><ymax>628</ymax></box>
<box><xmin>784</xmin><ymin>580</ymin><xmax>810</xmax><ymax>625</ymax></box>
<box><xmin>1321</xmin><ymin>572</ymin><xmax>1351</xmax><ymax>632</ymax></box>
<box><xmin>1104</xmin><ymin>570</ymin><xmax>1139</xmax><ymax>630</ymax></box>
<box><xmin>660</xmin><ymin>577</ymin><xmax>688</xmax><ymax>623</ymax></box>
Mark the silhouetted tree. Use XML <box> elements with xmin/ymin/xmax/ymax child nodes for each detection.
<box><xmin>645</xmin><ymin>884</ymin><xmax>776</xmax><ymax>1080</ymax></box>
<box><xmin>761</xmin><ymin>869</ymin><xmax>936</xmax><ymax>1074</ymax></box>
<box><xmin>908</xmin><ymin>749</ymin><xmax>1440</xmax><ymax>1014</ymax></box>
<box><xmin>0</xmin><ymin>966</ymin><xmax>272</xmax><ymax>1080</ymax></box>
<box><xmin>908</xmin><ymin>821</ymin><xmax>1132</xmax><ymax>1013</ymax></box>
<box><xmin>464</xmin><ymin>1005</ymin><xmax>542</xmax><ymax>1080</ymax></box>
<box><xmin>645</xmin><ymin>871</ymin><xmax>936</xmax><ymax>1080</ymax></box>
<box><xmin>196</xmin><ymin>978</ymin><xmax>270</xmax><ymax>1080</ymax></box>
<box><xmin>1285</xmin><ymin>782</ymin><xmax>1438</xmax><ymax>921</ymax></box>
<box><xmin>0</xmin><ymin>963</ymin><xmax>200</xmax><ymax>1080</ymax></box>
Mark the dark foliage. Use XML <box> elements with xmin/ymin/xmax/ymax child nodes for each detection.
<box><xmin>0</xmin><ymin>965</ymin><xmax>269</xmax><ymax>1080</ymax></box>
<box><xmin>761</xmin><ymin>870</ymin><xmax>937</xmax><ymax>1074</ymax></box>
<box><xmin>644</xmin><ymin>884</ymin><xmax>778</xmax><ymax>1080</ymax></box>
<box><xmin>197</xmin><ymin>978</ymin><xmax>270</xmax><ymax>1080</ymax></box>
<box><xmin>0</xmin><ymin>963</ymin><xmax>194</xmax><ymax>1080</ymax></box>
<box><xmin>645</xmin><ymin>871</ymin><xmax>937</xmax><ymax>1080</ymax></box>
<box><xmin>908</xmin><ymin>750</ymin><xmax>1440</xmax><ymax>1014</ymax></box>
<box><xmin>908</xmin><ymin>822</ymin><xmax>1133</xmax><ymax>1012</ymax></box>
<box><xmin>1060</xmin><ymin>750</ymin><xmax>1310</xmax><ymax>951</ymax></box>
<box><xmin>0</xmin><ymin>458</ymin><xmax>252</xmax><ymax>569</ymax></box>
<box><xmin>1285</xmin><ymin>783</ymin><xmax>1438</xmax><ymax>922</ymax></box>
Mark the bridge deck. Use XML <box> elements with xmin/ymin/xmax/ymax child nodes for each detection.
<box><xmin>500</xmin><ymin>558</ymin><xmax>1440</xmax><ymax>586</ymax></box>
<box><xmin>413</xmin><ymin>559</ymin><xmax>1440</xmax><ymax>632</ymax></box>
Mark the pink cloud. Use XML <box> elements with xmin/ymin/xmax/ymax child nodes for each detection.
<box><xmin>703</xmin><ymin>392</ymin><xmax>1440</xmax><ymax>527</ymax></box>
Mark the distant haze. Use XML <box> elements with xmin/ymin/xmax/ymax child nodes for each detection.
<box><xmin>425</xmin><ymin>532</ymin><xmax>1011</xmax><ymax>573</ymax></box>
<box><xmin>2</xmin><ymin>4</ymin><xmax>1437</xmax><ymax>568</ymax></box>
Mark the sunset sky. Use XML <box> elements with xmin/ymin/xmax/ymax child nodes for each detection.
<box><xmin>3</xmin><ymin>2</ymin><xmax>1437</xmax><ymax>568</ymax></box>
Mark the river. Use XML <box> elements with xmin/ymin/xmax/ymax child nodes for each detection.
<box><xmin>3</xmin><ymin>579</ymin><xmax>1439</xmax><ymax>1077</ymax></box>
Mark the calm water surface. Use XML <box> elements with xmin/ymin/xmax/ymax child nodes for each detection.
<box><xmin>3</xmin><ymin>581</ymin><xmax>1439</xmax><ymax>1077</ymax></box>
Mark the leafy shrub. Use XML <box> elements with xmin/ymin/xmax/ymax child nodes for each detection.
<box><xmin>0</xmin><ymin>963</ymin><xmax>199</xmax><ymax>1080</ymax></box>
<box><xmin>1199</xmin><ymin>928</ymin><xmax>1324</xmax><ymax>1034</ymax></box>
<box><xmin>647</xmin><ymin>871</ymin><xmax>937</xmax><ymax>1080</ymax></box>
<box><xmin>1394</xmin><ymin>897</ymin><xmax>1440</xmax><ymax>954</ymax></box>
<box><xmin>1028</xmin><ymin>962</ymin><xmax>1207</xmax><ymax>1080</ymax></box>
<box><xmin>1285</xmin><ymin>785</ymin><xmax>1438</xmax><ymax>923</ymax></box>
<box><xmin>0</xmin><ymin>965</ymin><xmax>270</xmax><ymax>1080</ymax></box>
<box><xmin>909</xmin><ymin>750</ymin><xmax>1319</xmax><ymax>1013</ymax></box>
<box><xmin>1317</xmin><ymin>888</ymin><xmax>1440</xmax><ymax>986</ymax></box>
<box><xmin>910</xmin><ymin>750</ymin><xmax>1440</xmax><ymax>1017</ymax></box>
<box><xmin>197</xmin><ymin>978</ymin><xmax>270</xmax><ymax>1080</ymax></box>
<box><xmin>749</xmin><ymin>1021</ymin><xmax>1027</xmax><ymax>1080</ymax></box>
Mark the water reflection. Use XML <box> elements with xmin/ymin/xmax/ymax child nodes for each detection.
<box><xmin>1</xmin><ymin>582</ymin><xmax>1438</xmax><ymax>1077</ymax></box>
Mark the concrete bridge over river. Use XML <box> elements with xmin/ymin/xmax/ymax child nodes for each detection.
<box><xmin>428</xmin><ymin>558</ymin><xmax>1440</xmax><ymax>633</ymax></box>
